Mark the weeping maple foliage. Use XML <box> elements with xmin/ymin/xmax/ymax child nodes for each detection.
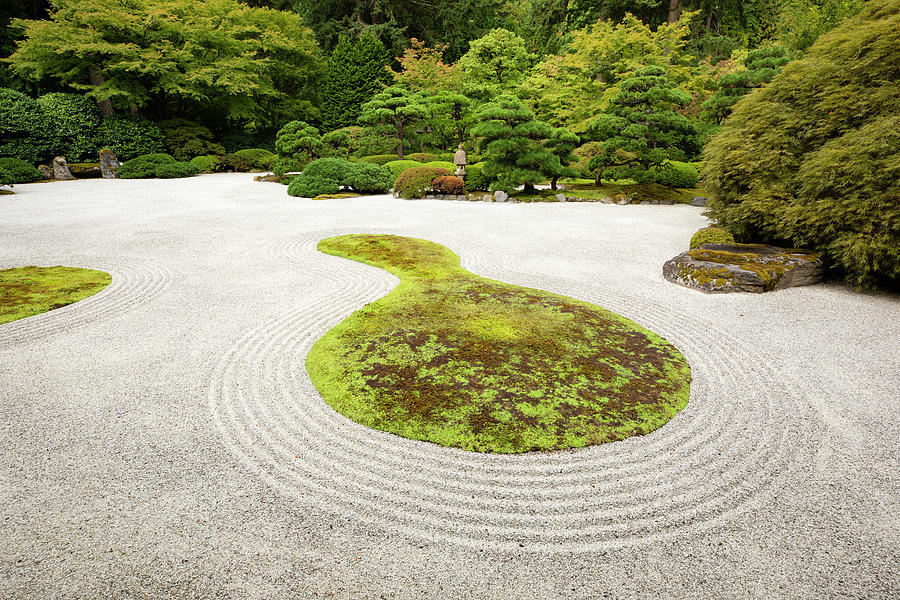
<box><xmin>702</xmin><ymin>0</ymin><xmax>900</xmax><ymax>290</ymax></box>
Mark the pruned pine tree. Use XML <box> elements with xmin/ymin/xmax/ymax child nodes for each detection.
<box><xmin>701</xmin><ymin>46</ymin><xmax>790</xmax><ymax>125</ymax></box>
<box><xmin>359</xmin><ymin>87</ymin><xmax>431</xmax><ymax>160</ymax></box>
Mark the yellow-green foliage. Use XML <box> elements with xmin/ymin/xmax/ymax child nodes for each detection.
<box><xmin>703</xmin><ymin>0</ymin><xmax>900</xmax><ymax>290</ymax></box>
<box><xmin>690</xmin><ymin>226</ymin><xmax>736</xmax><ymax>249</ymax></box>
<box><xmin>0</xmin><ymin>266</ymin><xmax>111</xmax><ymax>324</ymax></box>
<box><xmin>307</xmin><ymin>235</ymin><xmax>691</xmax><ymax>453</ymax></box>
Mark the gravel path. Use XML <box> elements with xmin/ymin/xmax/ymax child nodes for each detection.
<box><xmin>1</xmin><ymin>174</ymin><xmax>898</xmax><ymax>598</ymax></box>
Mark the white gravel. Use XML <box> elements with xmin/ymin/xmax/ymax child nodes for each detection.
<box><xmin>1</xmin><ymin>173</ymin><xmax>898</xmax><ymax>599</ymax></box>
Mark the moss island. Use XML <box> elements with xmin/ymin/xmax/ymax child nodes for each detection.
<box><xmin>307</xmin><ymin>235</ymin><xmax>691</xmax><ymax>453</ymax></box>
<box><xmin>0</xmin><ymin>266</ymin><xmax>112</xmax><ymax>325</ymax></box>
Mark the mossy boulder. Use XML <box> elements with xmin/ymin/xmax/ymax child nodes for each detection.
<box><xmin>663</xmin><ymin>243</ymin><xmax>823</xmax><ymax>293</ymax></box>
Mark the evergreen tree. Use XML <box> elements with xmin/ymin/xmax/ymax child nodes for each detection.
<box><xmin>359</xmin><ymin>87</ymin><xmax>430</xmax><ymax>160</ymax></box>
<box><xmin>321</xmin><ymin>33</ymin><xmax>392</xmax><ymax>131</ymax></box>
<box><xmin>274</xmin><ymin>120</ymin><xmax>324</xmax><ymax>172</ymax></box>
<box><xmin>588</xmin><ymin>66</ymin><xmax>699</xmax><ymax>184</ymax></box>
<box><xmin>701</xmin><ymin>46</ymin><xmax>790</xmax><ymax>125</ymax></box>
<box><xmin>543</xmin><ymin>127</ymin><xmax>580</xmax><ymax>190</ymax></box>
<box><xmin>457</xmin><ymin>29</ymin><xmax>532</xmax><ymax>100</ymax></box>
<box><xmin>471</xmin><ymin>95</ymin><xmax>561</xmax><ymax>193</ymax></box>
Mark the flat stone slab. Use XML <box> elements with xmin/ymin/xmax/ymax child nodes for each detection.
<box><xmin>663</xmin><ymin>242</ymin><xmax>823</xmax><ymax>293</ymax></box>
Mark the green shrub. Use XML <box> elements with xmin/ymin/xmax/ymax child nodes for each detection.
<box><xmin>359</xmin><ymin>154</ymin><xmax>398</xmax><ymax>165</ymax></box>
<box><xmin>36</xmin><ymin>93</ymin><xmax>102</xmax><ymax>162</ymax></box>
<box><xmin>345</xmin><ymin>162</ymin><xmax>393</xmax><ymax>193</ymax></box>
<box><xmin>384</xmin><ymin>159</ymin><xmax>422</xmax><ymax>181</ymax></box>
<box><xmin>0</xmin><ymin>167</ymin><xmax>13</xmax><ymax>187</ymax></box>
<box><xmin>464</xmin><ymin>162</ymin><xmax>494</xmax><ymax>191</ymax></box>
<box><xmin>94</xmin><ymin>116</ymin><xmax>165</xmax><ymax>161</ymax></box>
<box><xmin>395</xmin><ymin>166</ymin><xmax>451</xmax><ymax>199</ymax></box>
<box><xmin>0</xmin><ymin>157</ymin><xmax>42</xmax><ymax>183</ymax></box>
<box><xmin>189</xmin><ymin>155</ymin><xmax>222</xmax><ymax>173</ymax></box>
<box><xmin>423</xmin><ymin>160</ymin><xmax>456</xmax><ymax>171</ymax></box>
<box><xmin>219</xmin><ymin>131</ymin><xmax>276</xmax><ymax>153</ymax></box>
<box><xmin>272</xmin><ymin>157</ymin><xmax>305</xmax><ymax>175</ymax></box>
<box><xmin>433</xmin><ymin>175</ymin><xmax>466</xmax><ymax>195</ymax></box>
<box><xmin>232</xmin><ymin>148</ymin><xmax>276</xmax><ymax>171</ymax></box>
<box><xmin>703</xmin><ymin>0</ymin><xmax>900</xmax><ymax>290</ymax></box>
<box><xmin>690</xmin><ymin>227</ymin><xmax>736</xmax><ymax>249</ymax></box>
<box><xmin>303</xmin><ymin>158</ymin><xmax>351</xmax><ymax>181</ymax></box>
<box><xmin>406</xmin><ymin>152</ymin><xmax>439</xmax><ymax>163</ymax></box>
<box><xmin>119</xmin><ymin>153</ymin><xmax>199</xmax><ymax>179</ymax></box>
<box><xmin>650</xmin><ymin>160</ymin><xmax>700</xmax><ymax>188</ymax></box>
<box><xmin>0</xmin><ymin>88</ymin><xmax>61</xmax><ymax>164</ymax></box>
<box><xmin>158</xmin><ymin>118</ymin><xmax>225</xmax><ymax>161</ymax></box>
<box><xmin>287</xmin><ymin>175</ymin><xmax>340</xmax><ymax>197</ymax></box>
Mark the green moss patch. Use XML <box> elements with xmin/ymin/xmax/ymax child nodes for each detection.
<box><xmin>307</xmin><ymin>235</ymin><xmax>691</xmax><ymax>453</ymax></box>
<box><xmin>0</xmin><ymin>266</ymin><xmax>112</xmax><ymax>324</ymax></box>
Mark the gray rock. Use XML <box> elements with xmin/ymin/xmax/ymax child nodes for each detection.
<box><xmin>38</xmin><ymin>165</ymin><xmax>53</xmax><ymax>179</ymax></box>
<box><xmin>640</xmin><ymin>200</ymin><xmax>651</xmax><ymax>205</ymax></box>
<box><xmin>690</xmin><ymin>196</ymin><xmax>708</xmax><ymax>206</ymax></box>
<box><xmin>52</xmin><ymin>157</ymin><xmax>75</xmax><ymax>180</ymax></box>
<box><xmin>615</xmin><ymin>196</ymin><xmax>631</xmax><ymax>205</ymax></box>
<box><xmin>99</xmin><ymin>149</ymin><xmax>119</xmax><ymax>179</ymax></box>
<box><xmin>662</xmin><ymin>243</ymin><xmax>823</xmax><ymax>293</ymax></box>
<box><xmin>555</xmin><ymin>193</ymin><xmax>566</xmax><ymax>202</ymax></box>
<box><xmin>493</xmin><ymin>190</ymin><xmax>509</xmax><ymax>203</ymax></box>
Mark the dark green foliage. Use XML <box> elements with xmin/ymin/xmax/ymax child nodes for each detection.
<box><xmin>35</xmin><ymin>93</ymin><xmax>101</xmax><ymax>162</ymax></box>
<box><xmin>287</xmin><ymin>175</ymin><xmax>341</xmax><ymax>197</ymax></box>
<box><xmin>0</xmin><ymin>88</ymin><xmax>61</xmax><ymax>164</ymax></box>
<box><xmin>303</xmin><ymin>158</ymin><xmax>350</xmax><ymax>181</ymax></box>
<box><xmin>321</xmin><ymin>126</ymin><xmax>390</xmax><ymax>158</ymax></box>
<box><xmin>472</xmin><ymin>95</ymin><xmax>561</xmax><ymax>193</ymax></box>
<box><xmin>321</xmin><ymin>34</ymin><xmax>392</xmax><ymax>131</ymax></box>
<box><xmin>274</xmin><ymin>120</ymin><xmax>323</xmax><ymax>172</ymax></box>
<box><xmin>119</xmin><ymin>153</ymin><xmax>199</xmax><ymax>179</ymax></box>
<box><xmin>406</xmin><ymin>152</ymin><xmax>438</xmax><ymax>163</ymax></box>
<box><xmin>0</xmin><ymin>167</ymin><xmax>13</xmax><ymax>187</ymax></box>
<box><xmin>219</xmin><ymin>131</ymin><xmax>276</xmax><ymax>154</ymax></box>
<box><xmin>383</xmin><ymin>160</ymin><xmax>423</xmax><ymax>180</ymax></box>
<box><xmin>543</xmin><ymin>127</ymin><xmax>580</xmax><ymax>190</ymax></box>
<box><xmin>232</xmin><ymin>148</ymin><xmax>276</xmax><ymax>171</ymax></box>
<box><xmin>394</xmin><ymin>166</ymin><xmax>450</xmax><ymax>199</ymax></box>
<box><xmin>189</xmin><ymin>155</ymin><xmax>222</xmax><ymax>173</ymax></box>
<box><xmin>272</xmin><ymin>157</ymin><xmax>305</xmax><ymax>175</ymax></box>
<box><xmin>690</xmin><ymin>227</ymin><xmax>736</xmax><ymax>250</ymax></box>
<box><xmin>463</xmin><ymin>162</ymin><xmax>494</xmax><ymax>191</ymax></box>
<box><xmin>360</xmin><ymin>154</ymin><xmax>398</xmax><ymax>165</ymax></box>
<box><xmin>588</xmin><ymin>66</ymin><xmax>700</xmax><ymax>185</ymax></box>
<box><xmin>158</xmin><ymin>119</ymin><xmax>225</xmax><ymax>161</ymax></box>
<box><xmin>702</xmin><ymin>46</ymin><xmax>790</xmax><ymax>125</ymax></box>
<box><xmin>93</xmin><ymin>116</ymin><xmax>165</xmax><ymax>161</ymax></box>
<box><xmin>703</xmin><ymin>0</ymin><xmax>900</xmax><ymax>290</ymax></box>
<box><xmin>0</xmin><ymin>157</ymin><xmax>42</xmax><ymax>183</ymax></box>
<box><xmin>432</xmin><ymin>175</ymin><xmax>465</xmax><ymax>194</ymax></box>
<box><xmin>649</xmin><ymin>160</ymin><xmax>699</xmax><ymax>188</ymax></box>
<box><xmin>344</xmin><ymin>162</ymin><xmax>393</xmax><ymax>193</ymax></box>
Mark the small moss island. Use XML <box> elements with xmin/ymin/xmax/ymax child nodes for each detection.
<box><xmin>0</xmin><ymin>266</ymin><xmax>112</xmax><ymax>325</ymax></box>
<box><xmin>307</xmin><ymin>235</ymin><xmax>691</xmax><ymax>453</ymax></box>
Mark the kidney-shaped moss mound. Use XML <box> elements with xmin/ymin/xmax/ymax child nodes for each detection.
<box><xmin>0</xmin><ymin>266</ymin><xmax>112</xmax><ymax>325</ymax></box>
<box><xmin>307</xmin><ymin>235</ymin><xmax>691</xmax><ymax>453</ymax></box>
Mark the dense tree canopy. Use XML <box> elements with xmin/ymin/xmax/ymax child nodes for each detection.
<box><xmin>321</xmin><ymin>33</ymin><xmax>392</xmax><ymax>131</ymax></box>
<box><xmin>359</xmin><ymin>87</ymin><xmax>431</xmax><ymax>160</ymax></box>
<box><xmin>703</xmin><ymin>0</ymin><xmax>900</xmax><ymax>290</ymax></box>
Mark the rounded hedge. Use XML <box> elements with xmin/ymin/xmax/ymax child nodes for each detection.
<box><xmin>384</xmin><ymin>159</ymin><xmax>423</xmax><ymax>181</ymax></box>
<box><xmin>94</xmin><ymin>116</ymin><xmax>165</xmax><ymax>161</ymax></box>
<box><xmin>287</xmin><ymin>175</ymin><xmax>340</xmax><ymax>198</ymax></box>
<box><xmin>0</xmin><ymin>88</ymin><xmax>61</xmax><ymax>164</ymax></box>
<box><xmin>345</xmin><ymin>162</ymin><xmax>393</xmax><ymax>194</ymax></box>
<box><xmin>303</xmin><ymin>158</ymin><xmax>351</xmax><ymax>181</ymax></box>
<box><xmin>690</xmin><ymin>227</ymin><xmax>736</xmax><ymax>249</ymax></box>
<box><xmin>395</xmin><ymin>167</ymin><xmax>450</xmax><ymax>199</ymax></box>
<box><xmin>189</xmin><ymin>155</ymin><xmax>222</xmax><ymax>173</ymax></box>
<box><xmin>119</xmin><ymin>153</ymin><xmax>200</xmax><ymax>179</ymax></box>
<box><xmin>359</xmin><ymin>154</ymin><xmax>398</xmax><ymax>165</ymax></box>
<box><xmin>232</xmin><ymin>148</ymin><xmax>276</xmax><ymax>171</ymax></box>
<box><xmin>423</xmin><ymin>160</ymin><xmax>456</xmax><ymax>171</ymax></box>
<box><xmin>463</xmin><ymin>162</ymin><xmax>493</xmax><ymax>192</ymax></box>
<box><xmin>36</xmin><ymin>93</ymin><xmax>102</xmax><ymax>162</ymax></box>
<box><xmin>703</xmin><ymin>0</ymin><xmax>900</xmax><ymax>290</ymax></box>
<box><xmin>159</xmin><ymin>118</ymin><xmax>225</xmax><ymax>161</ymax></box>
<box><xmin>406</xmin><ymin>152</ymin><xmax>439</xmax><ymax>163</ymax></box>
<box><xmin>650</xmin><ymin>160</ymin><xmax>699</xmax><ymax>188</ymax></box>
<box><xmin>0</xmin><ymin>157</ymin><xmax>43</xmax><ymax>183</ymax></box>
<box><xmin>433</xmin><ymin>175</ymin><xmax>466</xmax><ymax>195</ymax></box>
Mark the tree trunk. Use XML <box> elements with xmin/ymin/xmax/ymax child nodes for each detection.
<box><xmin>396</xmin><ymin>122</ymin><xmax>404</xmax><ymax>160</ymax></box>
<box><xmin>88</xmin><ymin>65</ymin><xmax>114</xmax><ymax>116</ymax></box>
<box><xmin>705</xmin><ymin>8</ymin><xmax>713</xmax><ymax>30</ymax></box>
<box><xmin>550</xmin><ymin>175</ymin><xmax>559</xmax><ymax>191</ymax></box>
<box><xmin>667</xmin><ymin>0</ymin><xmax>680</xmax><ymax>24</ymax></box>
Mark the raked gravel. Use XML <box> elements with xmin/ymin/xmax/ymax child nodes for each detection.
<box><xmin>1</xmin><ymin>173</ymin><xmax>898</xmax><ymax>599</ymax></box>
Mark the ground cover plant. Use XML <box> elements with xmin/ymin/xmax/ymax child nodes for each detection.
<box><xmin>0</xmin><ymin>266</ymin><xmax>111</xmax><ymax>324</ymax></box>
<box><xmin>307</xmin><ymin>234</ymin><xmax>691</xmax><ymax>453</ymax></box>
